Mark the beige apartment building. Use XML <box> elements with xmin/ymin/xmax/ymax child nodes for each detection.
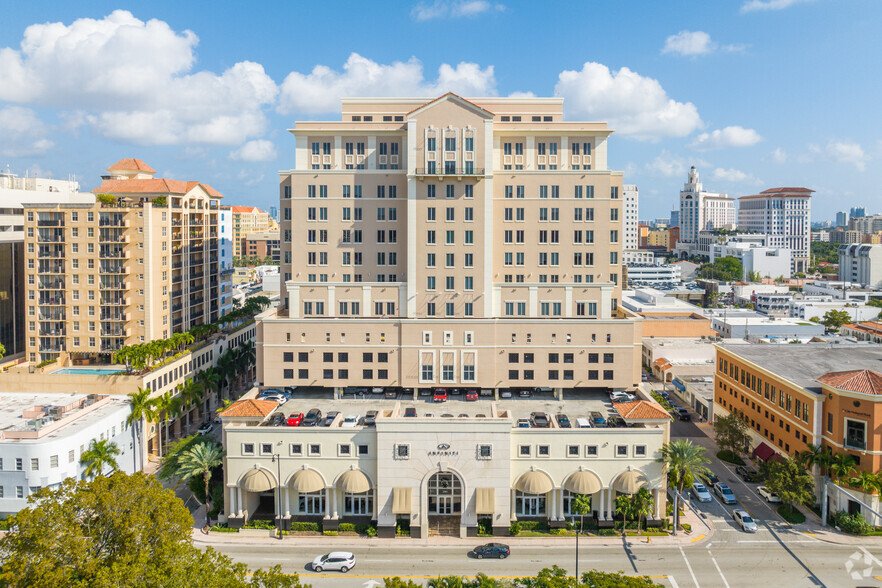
<box><xmin>228</xmin><ymin>205</ymin><xmax>271</xmax><ymax>258</ymax></box>
<box><xmin>23</xmin><ymin>159</ymin><xmax>225</xmax><ymax>364</ymax></box>
<box><xmin>260</xmin><ymin>94</ymin><xmax>640</xmax><ymax>393</ymax></box>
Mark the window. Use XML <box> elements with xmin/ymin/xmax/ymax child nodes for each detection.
<box><xmin>30</xmin><ymin>458</ymin><xmax>39</xmax><ymax>471</ymax></box>
<box><xmin>515</xmin><ymin>490</ymin><xmax>546</xmax><ymax>517</ymax></box>
<box><xmin>519</xmin><ymin>444</ymin><xmax>531</xmax><ymax>457</ymax></box>
<box><xmin>338</xmin><ymin>444</ymin><xmax>351</xmax><ymax>456</ymax></box>
<box><xmin>299</xmin><ymin>491</ymin><xmax>325</xmax><ymax>515</ymax></box>
<box><xmin>567</xmin><ymin>445</ymin><xmax>580</xmax><ymax>457</ymax></box>
<box><xmin>537</xmin><ymin>445</ymin><xmax>550</xmax><ymax>457</ymax></box>
<box><xmin>242</xmin><ymin>444</ymin><xmax>255</xmax><ymax>455</ymax></box>
<box><xmin>635</xmin><ymin>445</ymin><xmax>647</xmax><ymax>457</ymax></box>
<box><xmin>395</xmin><ymin>444</ymin><xmax>410</xmax><ymax>459</ymax></box>
<box><xmin>615</xmin><ymin>445</ymin><xmax>628</xmax><ymax>457</ymax></box>
<box><xmin>478</xmin><ymin>444</ymin><xmax>492</xmax><ymax>459</ymax></box>
<box><xmin>344</xmin><ymin>491</ymin><xmax>373</xmax><ymax>515</ymax></box>
<box><xmin>586</xmin><ymin>445</ymin><xmax>598</xmax><ymax>457</ymax></box>
<box><xmin>845</xmin><ymin>419</ymin><xmax>867</xmax><ymax>450</ymax></box>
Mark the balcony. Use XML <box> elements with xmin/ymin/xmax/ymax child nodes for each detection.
<box><xmin>100</xmin><ymin>313</ymin><xmax>126</xmax><ymax>321</ymax></box>
<box><xmin>39</xmin><ymin>311</ymin><xmax>65</xmax><ymax>321</ymax></box>
<box><xmin>189</xmin><ymin>272</ymin><xmax>204</xmax><ymax>280</ymax></box>
<box><xmin>37</xmin><ymin>232</ymin><xmax>64</xmax><ymax>243</ymax></box>
<box><xmin>38</xmin><ymin>279</ymin><xmax>65</xmax><ymax>290</ymax></box>
<box><xmin>99</xmin><ymin>247</ymin><xmax>126</xmax><ymax>259</ymax></box>
<box><xmin>39</xmin><ymin>328</ymin><xmax>66</xmax><ymax>337</ymax></box>
<box><xmin>414</xmin><ymin>167</ymin><xmax>485</xmax><ymax>178</ymax></box>
<box><xmin>172</xmin><ymin>289</ymin><xmax>182</xmax><ymax>298</ymax></box>
<box><xmin>172</xmin><ymin>318</ymin><xmax>183</xmax><ymax>327</ymax></box>
<box><xmin>37</xmin><ymin>219</ymin><xmax>64</xmax><ymax>227</ymax></box>
<box><xmin>98</xmin><ymin>218</ymin><xmax>128</xmax><ymax>228</ymax></box>
<box><xmin>100</xmin><ymin>327</ymin><xmax>127</xmax><ymax>337</ymax></box>
<box><xmin>38</xmin><ymin>262</ymin><xmax>65</xmax><ymax>274</ymax></box>
<box><xmin>191</xmin><ymin>297</ymin><xmax>204</xmax><ymax>306</ymax></box>
<box><xmin>38</xmin><ymin>295</ymin><xmax>65</xmax><ymax>306</ymax></box>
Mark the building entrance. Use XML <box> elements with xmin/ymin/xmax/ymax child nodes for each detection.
<box><xmin>426</xmin><ymin>472</ymin><xmax>462</xmax><ymax>536</ymax></box>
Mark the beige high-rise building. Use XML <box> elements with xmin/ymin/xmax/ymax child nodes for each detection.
<box><xmin>227</xmin><ymin>205</ymin><xmax>271</xmax><ymax>258</ymax></box>
<box><xmin>23</xmin><ymin>159</ymin><xmax>225</xmax><ymax>364</ymax></box>
<box><xmin>260</xmin><ymin>94</ymin><xmax>640</xmax><ymax>392</ymax></box>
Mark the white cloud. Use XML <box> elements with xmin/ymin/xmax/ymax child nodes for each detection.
<box><xmin>688</xmin><ymin>126</ymin><xmax>763</xmax><ymax>151</ymax></box>
<box><xmin>771</xmin><ymin>147</ymin><xmax>787</xmax><ymax>163</ymax></box>
<box><xmin>711</xmin><ymin>167</ymin><xmax>762</xmax><ymax>184</ymax></box>
<box><xmin>0</xmin><ymin>11</ymin><xmax>277</xmax><ymax>146</ymax></box>
<box><xmin>278</xmin><ymin>53</ymin><xmax>497</xmax><ymax>115</ymax></box>
<box><xmin>645</xmin><ymin>150</ymin><xmax>688</xmax><ymax>177</ymax></box>
<box><xmin>411</xmin><ymin>1</ymin><xmax>505</xmax><ymax>21</ymax></box>
<box><xmin>229</xmin><ymin>139</ymin><xmax>278</xmax><ymax>162</ymax></box>
<box><xmin>741</xmin><ymin>0</ymin><xmax>814</xmax><ymax>12</ymax></box>
<box><xmin>662</xmin><ymin>31</ymin><xmax>716</xmax><ymax>56</ymax></box>
<box><xmin>554</xmin><ymin>62</ymin><xmax>702</xmax><ymax>141</ymax></box>
<box><xmin>0</xmin><ymin>106</ymin><xmax>55</xmax><ymax>157</ymax></box>
<box><xmin>826</xmin><ymin>140</ymin><xmax>868</xmax><ymax>171</ymax></box>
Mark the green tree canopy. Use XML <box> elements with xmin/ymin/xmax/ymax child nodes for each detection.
<box><xmin>80</xmin><ymin>439</ymin><xmax>121</xmax><ymax>479</ymax></box>
<box><xmin>765</xmin><ymin>458</ymin><xmax>816</xmax><ymax>515</ymax></box>
<box><xmin>0</xmin><ymin>473</ymin><xmax>303</xmax><ymax>588</ymax></box>
<box><xmin>0</xmin><ymin>342</ymin><xmax>6</xmax><ymax>359</ymax></box>
<box><xmin>700</xmin><ymin>256</ymin><xmax>744</xmax><ymax>282</ymax></box>
<box><xmin>713</xmin><ymin>410</ymin><xmax>752</xmax><ymax>456</ymax></box>
<box><xmin>821</xmin><ymin>309</ymin><xmax>852</xmax><ymax>331</ymax></box>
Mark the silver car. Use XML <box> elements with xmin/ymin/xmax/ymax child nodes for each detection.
<box><xmin>732</xmin><ymin>509</ymin><xmax>758</xmax><ymax>532</ymax></box>
<box><xmin>691</xmin><ymin>482</ymin><xmax>712</xmax><ymax>503</ymax></box>
<box><xmin>311</xmin><ymin>551</ymin><xmax>356</xmax><ymax>573</ymax></box>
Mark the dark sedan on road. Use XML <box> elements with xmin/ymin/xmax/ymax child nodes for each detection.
<box><xmin>472</xmin><ymin>543</ymin><xmax>510</xmax><ymax>559</ymax></box>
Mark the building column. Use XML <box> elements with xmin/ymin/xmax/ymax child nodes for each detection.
<box><xmin>557</xmin><ymin>488</ymin><xmax>565</xmax><ymax>521</ymax></box>
<box><xmin>598</xmin><ymin>488</ymin><xmax>606</xmax><ymax>520</ymax></box>
<box><xmin>236</xmin><ymin>487</ymin><xmax>244</xmax><ymax>518</ymax></box>
<box><xmin>229</xmin><ymin>486</ymin><xmax>238</xmax><ymax>517</ymax></box>
<box><xmin>373</xmin><ymin>487</ymin><xmax>379</xmax><ymax>519</ymax></box>
<box><xmin>510</xmin><ymin>488</ymin><xmax>517</xmax><ymax>521</ymax></box>
<box><xmin>283</xmin><ymin>486</ymin><xmax>291</xmax><ymax>518</ymax></box>
<box><xmin>331</xmin><ymin>487</ymin><xmax>339</xmax><ymax>519</ymax></box>
<box><xmin>324</xmin><ymin>487</ymin><xmax>332</xmax><ymax>519</ymax></box>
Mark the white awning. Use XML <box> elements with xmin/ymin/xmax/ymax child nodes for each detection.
<box><xmin>339</xmin><ymin>470</ymin><xmax>371</xmax><ymax>494</ymax></box>
<box><xmin>392</xmin><ymin>487</ymin><xmax>412</xmax><ymax>514</ymax></box>
<box><xmin>613</xmin><ymin>470</ymin><xmax>648</xmax><ymax>495</ymax></box>
<box><xmin>515</xmin><ymin>471</ymin><xmax>553</xmax><ymax>495</ymax></box>
<box><xmin>564</xmin><ymin>471</ymin><xmax>602</xmax><ymax>495</ymax></box>
<box><xmin>240</xmin><ymin>468</ymin><xmax>276</xmax><ymax>493</ymax></box>
<box><xmin>475</xmin><ymin>488</ymin><xmax>495</xmax><ymax>515</ymax></box>
<box><xmin>290</xmin><ymin>469</ymin><xmax>324</xmax><ymax>493</ymax></box>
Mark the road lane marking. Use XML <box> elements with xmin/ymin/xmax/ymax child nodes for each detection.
<box><xmin>690</xmin><ymin>534</ymin><xmax>706</xmax><ymax>542</ymax></box>
<box><xmin>678</xmin><ymin>545</ymin><xmax>700</xmax><ymax>588</ymax></box>
<box><xmin>668</xmin><ymin>575</ymin><xmax>681</xmax><ymax>588</ymax></box>
<box><xmin>708</xmin><ymin>551</ymin><xmax>731</xmax><ymax>588</ymax></box>
<box><xmin>735</xmin><ymin>539</ymin><xmax>817</xmax><ymax>544</ymax></box>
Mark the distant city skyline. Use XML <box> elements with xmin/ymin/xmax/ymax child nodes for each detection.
<box><xmin>0</xmin><ymin>1</ymin><xmax>879</xmax><ymax>220</ymax></box>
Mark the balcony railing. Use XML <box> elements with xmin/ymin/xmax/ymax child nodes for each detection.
<box><xmin>37</xmin><ymin>219</ymin><xmax>64</xmax><ymax>227</ymax></box>
<box><xmin>413</xmin><ymin>167</ymin><xmax>484</xmax><ymax>177</ymax></box>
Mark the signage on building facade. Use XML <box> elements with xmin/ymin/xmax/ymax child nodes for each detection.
<box><xmin>428</xmin><ymin>443</ymin><xmax>459</xmax><ymax>457</ymax></box>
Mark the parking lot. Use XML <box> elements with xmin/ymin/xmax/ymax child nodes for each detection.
<box><xmin>248</xmin><ymin>387</ymin><xmax>637</xmax><ymax>429</ymax></box>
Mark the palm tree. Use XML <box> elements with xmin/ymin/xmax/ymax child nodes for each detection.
<box><xmin>216</xmin><ymin>353</ymin><xmax>236</xmax><ymax>400</ymax></box>
<box><xmin>829</xmin><ymin>453</ymin><xmax>858</xmax><ymax>482</ymax></box>
<box><xmin>176</xmin><ymin>441</ymin><xmax>225</xmax><ymax>527</ymax></box>
<box><xmin>615</xmin><ymin>494</ymin><xmax>636</xmax><ymax>532</ymax></box>
<box><xmin>657</xmin><ymin>439</ymin><xmax>713</xmax><ymax>536</ymax></box>
<box><xmin>80</xmin><ymin>439</ymin><xmax>121</xmax><ymax>478</ymax></box>
<box><xmin>631</xmin><ymin>487</ymin><xmax>654</xmax><ymax>532</ymax></box>
<box><xmin>126</xmin><ymin>387</ymin><xmax>154</xmax><ymax>471</ymax></box>
<box><xmin>849</xmin><ymin>471</ymin><xmax>882</xmax><ymax>495</ymax></box>
<box><xmin>195</xmin><ymin>369</ymin><xmax>221</xmax><ymax>417</ymax></box>
<box><xmin>797</xmin><ymin>443</ymin><xmax>833</xmax><ymax>475</ymax></box>
<box><xmin>150</xmin><ymin>392</ymin><xmax>180</xmax><ymax>457</ymax></box>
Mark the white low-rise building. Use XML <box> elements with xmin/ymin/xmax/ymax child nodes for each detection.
<box><xmin>220</xmin><ymin>394</ymin><xmax>670</xmax><ymax>538</ymax></box>
<box><xmin>625</xmin><ymin>263</ymin><xmax>681</xmax><ymax>286</ymax></box>
<box><xmin>0</xmin><ymin>393</ymin><xmax>138</xmax><ymax>516</ymax></box>
<box><xmin>787</xmin><ymin>300</ymin><xmax>880</xmax><ymax>322</ymax></box>
<box><xmin>710</xmin><ymin>242</ymin><xmax>792</xmax><ymax>280</ymax></box>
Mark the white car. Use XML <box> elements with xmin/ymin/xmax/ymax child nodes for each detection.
<box><xmin>312</xmin><ymin>551</ymin><xmax>356</xmax><ymax>573</ymax></box>
<box><xmin>757</xmin><ymin>486</ymin><xmax>782</xmax><ymax>503</ymax></box>
<box><xmin>691</xmin><ymin>482</ymin><xmax>712</xmax><ymax>503</ymax></box>
<box><xmin>732</xmin><ymin>509</ymin><xmax>758</xmax><ymax>532</ymax></box>
<box><xmin>196</xmin><ymin>422</ymin><xmax>214</xmax><ymax>435</ymax></box>
<box><xmin>341</xmin><ymin>415</ymin><xmax>359</xmax><ymax>428</ymax></box>
<box><xmin>610</xmin><ymin>392</ymin><xmax>636</xmax><ymax>402</ymax></box>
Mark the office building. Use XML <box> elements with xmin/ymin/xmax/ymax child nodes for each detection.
<box><xmin>228</xmin><ymin>206</ymin><xmax>271</xmax><ymax>258</ymax></box>
<box><xmin>219</xmin><ymin>392</ymin><xmax>670</xmax><ymax>537</ymax></box>
<box><xmin>623</xmin><ymin>184</ymin><xmax>639</xmax><ymax>252</ymax></box>
<box><xmin>261</xmin><ymin>93</ymin><xmax>640</xmax><ymax>394</ymax></box>
<box><xmin>715</xmin><ymin>343</ymin><xmax>882</xmax><ymax>523</ymax></box>
<box><xmin>669</xmin><ymin>209</ymin><xmax>679</xmax><ymax>228</ymax></box>
<box><xmin>269</xmin><ymin>206</ymin><xmax>279</xmax><ymax>221</ymax></box>
<box><xmin>0</xmin><ymin>393</ymin><xmax>140</xmax><ymax>516</ymax></box>
<box><xmin>839</xmin><ymin>244</ymin><xmax>882</xmax><ymax>288</ymax></box>
<box><xmin>835</xmin><ymin>211</ymin><xmax>849</xmax><ymax>228</ymax></box>
<box><xmin>244</xmin><ymin>230</ymin><xmax>281</xmax><ymax>264</ymax></box>
<box><xmin>709</xmin><ymin>242</ymin><xmax>792</xmax><ymax>280</ymax></box>
<box><xmin>22</xmin><ymin>159</ymin><xmax>225</xmax><ymax>364</ymax></box>
<box><xmin>851</xmin><ymin>207</ymin><xmax>866</xmax><ymax>219</ymax></box>
<box><xmin>737</xmin><ymin>187</ymin><xmax>812</xmax><ymax>273</ymax></box>
<box><xmin>625</xmin><ymin>264</ymin><xmax>682</xmax><ymax>286</ymax></box>
<box><xmin>678</xmin><ymin>166</ymin><xmax>736</xmax><ymax>247</ymax></box>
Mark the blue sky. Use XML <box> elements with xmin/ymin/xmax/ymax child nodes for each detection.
<box><xmin>0</xmin><ymin>0</ymin><xmax>879</xmax><ymax>221</ymax></box>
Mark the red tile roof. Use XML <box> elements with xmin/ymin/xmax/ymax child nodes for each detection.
<box><xmin>92</xmin><ymin>178</ymin><xmax>191</xmax><ymax>195</ymax></box>
<box><xmin>739</xmin><ymin>187</ymin><xmax>814</xmax><ymax>199</ymax></box>
<box><xmin>219</xmin><ymin>399</ymin><xmax>277</xmax><ymax>418</ymax></box>
<box><xmin>107</xmin><ymin>158</ymin><xmax>155</xmax><ymax>173</ymax></box>
<box><xmin>185</xmin><ymin>181</ymin><xmax>223</xmax><ymax>197</ymax></box>
<box><xmin>613</xmin><ymin>400</ymin><xmax>671</xmax><ymax>421</ymax></box>
<box><xmin>843</xmin><ymin>321</ymin><xmax>882</xmax><ymax>336</ymax></box>
<box><xmin>230</xmin><ymin>206</ymin><xmax>265</xmax><ymax>213</ymax></box>
<box><xmin>818</xmin><ymin>370</ymin><xmax>882</xmax><ymax>395</ymax></box>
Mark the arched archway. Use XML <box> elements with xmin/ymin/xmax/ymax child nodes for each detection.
<box><xmin>425</xmin><ymin>471</ymin><xmax>463</xmax><ymax>536</ymax></box>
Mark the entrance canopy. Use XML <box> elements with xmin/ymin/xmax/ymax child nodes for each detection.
<box><xmin>290</xmin><ymin>469</ymin><xmax>324</xmax><ymax>493</ymax></box>
<box><xmin>564</xmin><ymin>471</ymin><xmax>602</xmax><ymax>495</ymax></box>
<box><xmin>339</xmin><ymin>470</ymin><xmax>371</xmax><ymax>493</ymax></box>
<box><xmin>612</xmin><ymin>470</ymin><xmax>648</xmax><ymax>494</ymax></box>
<box><xmin>515</xmin><ymin>470</ymin><xmax>553</xmax><ymax>494</ymax></box>
<box><xmin>240</xmin><ymin>468</ymin><xmax>276</xmax><ymax>493</ymax></box>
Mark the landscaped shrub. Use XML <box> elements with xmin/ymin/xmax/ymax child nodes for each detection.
<box><xmin>209</xmin><ymin>523</ymin><xmax>237</xmax><ymax>533</ymax></box>
<box><xmin>518</xmin><ymin>520</ymin><xmax>549</xmax><ymax>531</ymax></box>
<box><xmin>477</xmin><ymin>517</ymin><xmax>493</xmax><ymax>536</ymax></box>
<box><xmin>364</xmin><ymin>525</ymin><xmax>378</xmax><ymax>537</ymax></box>
<box><xmin>323</xmin><ymin>530</ymin><xmax>338</xmax><ymax>536</ymax></box>
<box><xmin>338</xmin><ymin>523</ymin><xmax>356</xmax><ymax>533</ymax></box>
<box><xmin>717</xmin><ymin>450</ymin><xmax>745</xmax><ymax>465</ymax></box>
<box><xmin>242</xmin><ymin>519</ymin><xmax>274</xmax><ymax>530</ymax></box>
<box><xmin>835</xmin><ymin>510</ymin><xmax>872</xmax><ymax>535</ymax></box>
<box><xmin>509</xmin><ymin>522</ymin><xmax>521</xmax><ymax>536</ymax></box>
<box><xmin>290</xmin><ymin>521</ymin><xmax>321</xmax><ymax>532</ymax></box>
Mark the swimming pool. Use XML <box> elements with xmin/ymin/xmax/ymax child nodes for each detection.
<box><xmin>53</xmin><ymin>368</ymin><xmax>124</xmax><ymax>376</ymax></box>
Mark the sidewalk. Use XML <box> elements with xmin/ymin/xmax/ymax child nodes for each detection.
<box><xmin>788</xmin><ymin>504</ymin><xmax>882</xmax><ymax>546</ymax></box>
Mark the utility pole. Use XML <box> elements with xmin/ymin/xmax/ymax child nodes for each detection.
<box><xmin>272</xmin><ymin>441</ymin><xmax>283</xmax><ymax>540</ymax></box>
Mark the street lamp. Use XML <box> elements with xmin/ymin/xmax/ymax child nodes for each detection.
<box><xmin>271</xmin><ymin>441</ymin><xmax>283</xmax><ymax>540</ymax></box>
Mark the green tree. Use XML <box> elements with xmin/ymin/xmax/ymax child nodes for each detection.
<box><xmin>80</xmin><ymin>439</ymin><xmax>121</xmax><ymax>478</ymax></box>
<box><xmin>657</xmin><ymin>440</ymin><xmax>712</xmax><ymax>536</ymax></box>
<box><xmin>829</xmin><ymin>453</ymin><xmax>858</xmax><ymax>482</ymax></box>
<box><xmin>582</xmin><ymin>570</ymin><xmax>661</xmax><ymax>587</ymax></box>
<box><xmin>571</xmin><ymin>493</ymin><xmax>592</xmax><ymax>532</ymax></box>
<box><xmin>126</xmin><ymin>387</ymin><xmax>154</xmax><ymax>471</ymax></box>
<box><xmin>821</xmin><ymin>309</ymin><xmax>852</xmax><ymax>332</ymax></box>
<box><xmin>848</xmin><ymin>471</ymin><xmax>882</xmax><ymax>495</ymax></box>
<box><xmin>713</xmin><ymin>410</ymin><xmax>752</xmax><ymax>457</ymax></box>
<box><xmin>747</xmin><ymin>270</ymin><xmax>761</xmax><ymax>283</ymax></box>
<box><xmin>0</xmin><ymin>342</ymin><xmax>6</xmax><ymax>359</ymax></box>
<box><xmin>0</xmin><ymin>473</ymin><xmax>303</xmax><ymax>588</ymax></box>
<box><xmin>151</xmin><ymin>392</ymin><xmax>181</xmax><ymax>457</ymax></box>
<box><xmin>765</xmin><ymin>458</ymin><xmax>816</xmax><ymax>519</ymax></box>
<box><xmin>631</xmin><ymin>487</ymin><xmax>654</xmax><ymax>532</ymax></box>
<box><xmin>615</xmin><ymin>494</ymin><xmax>636</xmax><ymax>531</ymax></box>
<box><xmin>176</xmin><ymin>441</ymin><xmax>224</xmax><ymax>527</ymax></box>
<box><xmin>700</xmin><ymin>255</ymin><xmax>744</xmax><ymax>282</ymax></box>
<box><xmin>384</xmin><ymin>579</ymin><xmax>424</xmax><ymax>588</ymax></box>
<box><xmin>796</xmin><ymin>443</ymin><xmax>833</xmax><ymax>476</ymax></box>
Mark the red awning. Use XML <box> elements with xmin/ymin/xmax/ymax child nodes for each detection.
<box><xmin>752</xmin><ymin>442</ymin><xmax>776</xmax><ymax>462</ymax></box>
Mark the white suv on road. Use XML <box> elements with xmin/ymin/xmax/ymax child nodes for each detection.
<box><xmin>311</xmin><ymin>551</ymin><xmax>356</xmax><ymax>573</ymax></box>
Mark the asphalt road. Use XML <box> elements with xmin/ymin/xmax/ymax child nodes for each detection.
<box><xmin>207</xmin><ymin>382</ymin><xmax>882</xmax><ymax>586</ymax></box>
